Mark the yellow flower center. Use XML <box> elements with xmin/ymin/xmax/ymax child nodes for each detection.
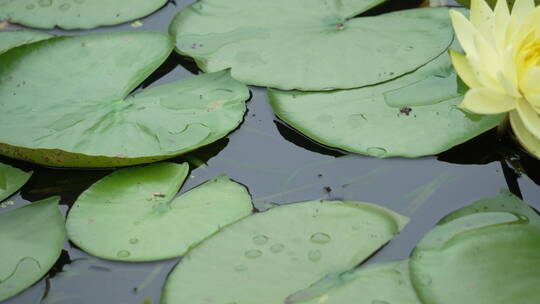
<box><xmin>524</xmin><ymin>40</ymin><xmax>540</xmax><ymax>67</ymax></box>
<box><xmin>520</xmin><ymin>32</ymin><xmax>540</xmax><ymax>70</ymax></box>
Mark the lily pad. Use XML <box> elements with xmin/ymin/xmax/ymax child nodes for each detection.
<box><xmin>410</xmin><ymin>190</ymin><xmax>540</xmax><ymax>304</ymax></box>
<box><xmin>0</xmin><ymin>197</ymin><xmax>65</xmax><ymax>301</ymax></box>
<box><xmin>161</xmin><ymin>200</ymin><xmax>408</xmax><ymax>304</ymax></box>
<box><xmin>169</xmin><ymin>4</ymin><xmax>453</xmax><ymax>90</ymax></box>
<box><xmin>268</xmin><ymin>24</ymin><xmax>504</xmax><ymax>158</ymax></box>
<box><xmin>0</xmin><ymin>32</ymin><xmax>249</xmax><ymax>167</ymax></box>
<box><xmin>0</xmin><ymin>0</ymin><xmax>167</xmax><ymax>29</ymax></box>
<box><xmin>0</xmin><ymin>162</ymin><xmax>32</xmax><ymax>202</ymax></box>
<box><xmin>0</xmin><ymin>31</ymin><xmax>51</xmax><ymax>54</ymax></box>
<box><xmin>288</xmin><ymin>260</ymin><xmax>420</xmax><ymax>304</ymax></box>
<box><xmin>66</xmin><ymin>162</ymin><xmax>253</xmax><ymax>262</ymax></box>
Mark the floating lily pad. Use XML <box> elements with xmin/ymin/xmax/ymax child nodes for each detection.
<box><xmin>269</xmin><ymin>26</ymin><xmax>504</xmax><ymax>157</ymax></box>
<box><xmin>0</xmin><ymin>0</ymin><xmax>167</xmax><ymax>29</ymax></box>
<box><xmin>0</xmin><ymin>31</ymin><xmax>51</xmax><ymax>54</ymax></box>
<box><xmin>0</xmin><ymin>32</ymin><xmax>249</xmax><ymax>167</ymax></box>
<box><xmin>161</xmin><ymin>200</ymin><xmax>408</xmax><ymax>304</ymax></box>
<box><xmin>288</xmin><ymin>260</ymin><xmax>420</xmax><ymax>304</ymax></box>
<box><xmin>0</xmin><ymin>197</ymin><xmax>65</xmax><ymax>301</ymax></box>
<box><xmin>0</xmin><ymin>162</ymin><xmax>32</xmax><ymax>202</ymax></box>
<box><xmin>66</xmin><ymin>162</ymin><xmax>253</xmax><ymax>262</ymax></box>
<box><xmin>410</xmin><ymin>190</ymin><xmax>540</xmax><ymax>304</ymax></box>
<box><xmin>169</xmin><ymin>4</ymin><xmax>453</xmax><ymax>90</ymax></box>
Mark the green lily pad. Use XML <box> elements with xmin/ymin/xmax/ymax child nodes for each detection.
<box><xmin>288</xmin><ymin>260</ymin><xmax>420</xmax><ymax>304</ymax></box>
<box><xmin>66</xmin><ymin>162</ymin><xmax>253</xmax><ymax>262</ymax></box>
<box><xmin>169</xmin><ymin>3</ymin><xmax>453</xmax><ymax>90</ymax></box>
<box><xmin>0</xmin><ymin>32</ymin><xmax>249</xmax><ymax>168</ymax></box>
<box><xmin>268</xmin><ymin>19</ymin><xmax>504</xmax><ymax>157</ymax></box>
<box><xmin>161</xmin><ymin>200</ymin><xmax>408</xmax><ymax>304</ymax></box>
<box><xmin>0</xmin><ymin>197</ymin><xmax>65</xmax><ymax>301</ymax></box>
<box><xmin>410</xmin><ymin>190</ymin><xmax>540</xmax><ymax>304</ymax></box>
<box><xmin>0</xmin><ymin>0</ymin><xmax>167</xmax><ymax>29</ymax></box>
<box><xmin>0</xmin><ymin>162</ymin><xmax>32</xmax><ymax>202</ymax></box>
<box><xmin>0</xmin><ymin>31</ymin><xmax>51</xmax><ymax>54</ymax></box>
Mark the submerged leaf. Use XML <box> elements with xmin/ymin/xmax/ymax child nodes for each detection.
<box><xmin>0</xmin><ymin>162</ymin><xmax>32</xmax><ymax>202</ymax></box>
<box><xmin>0</xmin><ymin>0</ymin><xmax>168</xmax><ymax>29</ymax></box>
<box><xmin>0</xmin><ymin>31</ymin><xmax>51</xmax><ymax>54</ymax></box>
<box><xmin>169</xmin><ymin>3</ymin><xmax>453</xmax><ymax>90</ymax></box>
<box><xmin>0</xmin><ymin>197</ymin><xmax>65</xmax><ymax>301</ymax></box>
<box><xmin>161</xmin><ymin>200</ymin><xmax>408</xmax><ymax>303</ymax></box>
<box><xmin>288</xmin><ymin>260</ymin><xmax>420</xmax><ymax>304</ymax></box>
<box><xmin>0</xmin><ymin>32</ymin><xmax>249</xmax><ymax>167</ymax></box>
<box><xmin>66</xmin><ymin>162</ymin><xmax>253</xmax><ymax>262</ymax></box>
<box><xmin>410</xmin><ymin>190</ymin><xmax>540</xmax><ymax>304</ymax></box>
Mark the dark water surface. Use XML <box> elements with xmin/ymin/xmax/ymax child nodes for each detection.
<box><xmin>2</xmin><ymin>0</ymin><xmax>540</xmax><ymax>303</ymax></box>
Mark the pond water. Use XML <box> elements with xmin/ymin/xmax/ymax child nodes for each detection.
<box><xmin>1</xmin><ymin>0</ymin><xmax>540</xmax><ymax>303</ymax></box>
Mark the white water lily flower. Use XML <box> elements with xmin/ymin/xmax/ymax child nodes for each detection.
<box><xmin>450</xmin><ymin>0</ymin><xmax>540</xmax><ymax>157</ymax></box>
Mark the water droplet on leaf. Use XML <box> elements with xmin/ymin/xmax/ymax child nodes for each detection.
<box><xmin>367</xmin><ymin>147</ymin><xmax>387</xmax><ymax>157</ymax></box>
<box><xmin>270</xmin><ymin>243</ymin><xmax>285</xmax><ymax>253</ymax></box>
<box><xmin>308</xmin><ymin>250</ymin><xmax>322</xmax><ymax>262</ymax></box>
<box><xmin>244</xmin><ymin>249</ymin><xmax>262</xmax><ymax>259</ymax></box>
<box><xmin>117</xmin><ymin>250</ymin><xmax>130</xmax><ymax>258</ymax></box>
<box><xmin>253</xmin><ymin>235</ymin><xmax>269</xmax><ymax>245</ymax></box>
<box><xmin>310</xmin><ymin>232</ymin><xmax>331</xmax><ymax>244</ymax></box>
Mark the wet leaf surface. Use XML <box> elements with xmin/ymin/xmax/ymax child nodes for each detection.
<box><xmin>0</xmin><ymin>30</ymin><xmax>51</xmax><ymax>54</ymax></box>
<box><xmin>169</xmin><ymin>3</ymin><xmax>453</xmax><ymax>90</ymax></box>
<box><xmin>0</xmin><ymin>162</ymin><xmax>32</xmax><ymax>202</ymax></box>
<box><xmin>0</xmin><ymin>32</ymin><xmax>249</xmax><ymax>167</ymax></box>
<box><xmin>161</xmin><ymin>200</ymin><xmax>408</xmax><ymax>303</ymax></box>
<box><xmin>410</xmin><ymin>190</ymin><xmax>540</xmax><ymax>304</ymax></box>
<box><xmin>288</xmin><ymin>260</ymin><xmax>420</xmax><ymax>304</ymax></box>
<box><xmin>0</xmin><ymin>197</ymin><xmax>65</xmax><ymax>301</ymax></box>
<box><xmin>0</xmin><ymin>0</ymin><xmax>168</xmax><ymax>29</ymax></box>
<box><xmin>66</xmin><ymin>162</ymin><xmax>253</xmax><ymax>261</ymax></box>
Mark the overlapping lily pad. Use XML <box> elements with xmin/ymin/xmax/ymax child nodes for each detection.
<box><xmin>0</xmin><ymin>0</ymin><xmax>167</xmax><ymax>29</ymax></box>
<box><xmin>66</xmin><ymin>162</ymin><xmax>253</xmax><ymax>262</ymax></box>
<box><xmin>269</xmin><ymin>8</ymin><xmax>503</xmax><ymax>158</ymax></box>
<box><xmin>410</xmin><ymin>190</ymin><xmax>540</xmax><ymax>304</ymax></box>
<box><xmin>0</xmin><ymin>197</ymin><xmax>65</xmax><ymax>301</ymax></box>
<box><xmin>0</xmin><ymin>162</ymin><xmax>32</xmax><ymax>202</ymax></box>
<box><xmin>0</xmin><ymin>31</ymin><xmax>51</xmax><ymax>54</ymax></box>
<box><xmin>288</xmin><ymin>260</ymin><xmax>420</xmax><ymax>304</ymax></box>
<box><xmin>0</xmin><ymin>32</ymin><xmax>249</xmax><ymax>167</ymax></box>
<box><xmin>169</xmin><ymin>2</ymin><xmax>453</xmax><ymax>90</ymax></box>
<box><xmin>161</xmin><ymin>200</ymin><xmax>408</xmax><ymax>303</ymax></box>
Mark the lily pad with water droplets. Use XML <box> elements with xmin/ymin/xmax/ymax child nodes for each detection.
<box><xmin>0</xmin><ymin>31</ymin><xmax>51</xmax><ymax>54</ymax></box>
<box><xmin>288</xmin><ymin>260</ymin><xmax>420</xmax><ymax>304</ymax></box>
<box><xmin>0</xmin><ymin>0</ymin><xmax>167</xmax><ymax>29</ymax></box>
<box><xmin>169</xmin><ymin>4</ymin><xmax>453</xmax><ymax>90</ymax></box>
<box><xmin>66</xmin><ymin>162</ymin><xmax>253</xmax><ymax>262</ymax></box>
<box><xmin>0</xmin><ymin>197</ymin><xmax>65</xmax><ymax>301</ymax></box>
<box><xmin>0</xmin><ymin>31</ymin><xmax>249</xmax><ymax>167</ymax></box>
<box><xmin>161</xmin><ymin>200</ymin><xmax>408</xmax><ymax>304</ymax></box>
<box><xmin>268</xmin><ymin>18</ymin><xmax>504</xmax><ymax>158</ymax></box>
<box><xmin>0</xmin><ymin>162</ymin><xmax>32</xmax><ymax>202</ymax></box>
<box><xmin>410</xmin><ymin>190</ymin><xmax>540</xmax><ymax>304</ymax></box>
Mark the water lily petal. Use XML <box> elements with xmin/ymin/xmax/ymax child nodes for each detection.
<box><xmin>471</xmin><ymin>0</ymin><xmax>495</xmax><ymax>46</ymax></box>
<box><xmin>449</xmin><ymin>49</ymin><xmax>482</xmax><ymax>88</ymax></box>
<box><xmin>526</xmin><ymin>94</ymin><xmax>540</xmax><ymax>113</ymax></box>
<box><xmin>460</xmin><ymin>88</ymin><xmax>517</xmax><ymax>114</ymax></box>
<box><xmin>494</xmin><ymin>0</ymin><xmax>510</xmax><ymax>50</ymax></box>
<box><xmin>512</xmin><ymin>0</ymin><xmax>536</xmax><ymax>21</ymax></box>
<box><xmin>522</xmin><ymin>67</ymin><xmax>540</xmax><ymax>95</ymax></box>
<box><xmin>510</xmin><ymin>110</ymin><xmax>540</xmax><ymax>159</ymax></box>
<box><xmin>497</xmin><ymin>71</ymin><xmax>521</xmax><ymax>98</ymax></box>
<box><xmin>515</xmin><ymin>98</ymin><xmax>540</xmax><ymax>139</ymax></box>
<box><xmin>450</xmin><ymin>10</ymin><xmax>479</xmax><ymax>59</ymax></box>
